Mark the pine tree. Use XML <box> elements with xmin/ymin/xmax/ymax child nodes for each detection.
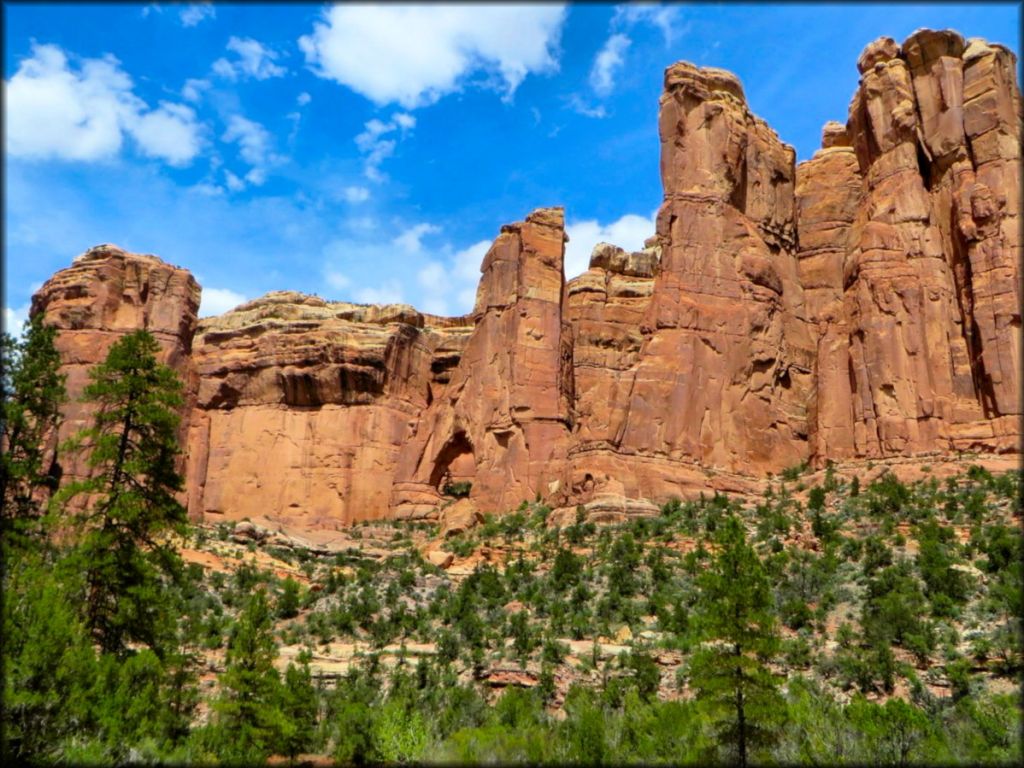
<box><xmin>1</xmin><ymin>314</ymin><xmax>66</xmax><ymax>538</ymax></box>
<box><xmin>689</xmin><ymin>515</ymin><xmax>785</xmax><ymax>767</ymax></box>
<box><xmin>1</xmin><ymin>549</ymin><xmax>98</xmax><ymax>762</ymax></box>
<box><xmin>60</xmin><ymin>330</ymin><xmax>187</xmax><ymax>657</ymax></box>
<box><xmin>210</xmin><ymin>589</ymin><xmax>287</xmax><ymax>763</ymax></box>
<box><xmin>277</xmin><ymin>651</ymin><xmax>319</xmax><ymax>759</ymax></box>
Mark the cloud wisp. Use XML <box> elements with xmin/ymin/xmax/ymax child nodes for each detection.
<box><xmin>212</xmin><ymin>36</ymin><xmax>287</xmax><ymax>82</ymax></box>
<box><xmin>573</xmin><ymin>2</ymin><xmax>685</xmax><ymax>115</ymax></box>
<box><xmin>179</xmin><ymin>3</ymin><xmax>216</xmax><ymax>28</ymax></box>
<box><xmin>354</xmin><ymin>113</ymin><xmax>416</xmax><ymax>182</ymax></box>
<box><xmin>220</xmin><ymin>114</ymin><xmax>285</xmax><ymax>189</ymax></box>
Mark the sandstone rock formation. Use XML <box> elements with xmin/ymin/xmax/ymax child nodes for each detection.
<box><xmin>560</xmin><ymin>62</ymin><xmax>816</xmax><ymax>511</ymax></box>
<box><xmin>30</xmin><ymin>29</ymin><xmax>1020</xmax><ymax>529</ymax></box>
<box><xmin>31</xmin><ymin>244</ymin><xmax>200</xmax><ymax>485</ymax></box>
<box><xmin>185</xmin><ymin>292</ymin><xmax>472</xmax><ymax>525</ymax></box>
<box><xmin>799</xmin><ymin>29</ymin><xmax>1021</xmax><ymax>460</ymax></box>
<box><xmin>390</xmin><ymin>207</ymin><xmax>574</xmax><ymax>519</ymax></box>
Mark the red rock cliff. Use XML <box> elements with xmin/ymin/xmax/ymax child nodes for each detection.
<box><xmin>30</xmin><ymin>245</ymin><xmax>200</xmax><ymax>486</ymax></box>
<box><xmin>799</xmin><ymin>30</ymin><xmax>1021</xmax><ymax>461</ymax></box>
<box><xmin>30</xmin><ymin>29</ymin><xmax>1020</xmax><ymax>528</ymax></box>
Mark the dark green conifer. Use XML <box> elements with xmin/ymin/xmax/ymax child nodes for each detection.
<box><xmin>210</xmin><ymin>589</ymin><xmax>287</xmax><ymax>763</ymax></box>
<box><xmin>60</xmin><ymin>330</ymin><xmax>188</xmax><ymax>657</ymax></box>
<box><xmin>689</xmin><ymin>515</ymin><xmax>785</xmax><ymax>767</ymax></box>
<box><xmin>1</xmin><ymin>314</ymin><xmax>66</xmax><ymax>537</ymax></box>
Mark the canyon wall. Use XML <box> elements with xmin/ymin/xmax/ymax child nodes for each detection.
<box><xmin>798</xmin><ymin>30</ymin><xmax>1021</xmax><ymax>460</ymax></box>
<box><xmin>31</xmin><ymin>245</ymin><xmax>200</xmax><ymax>487</ymax></box>
<box><xmin>31</xmin><ymin>30</ymin><xmax>1021</xmax><ymax>528</ymax></box>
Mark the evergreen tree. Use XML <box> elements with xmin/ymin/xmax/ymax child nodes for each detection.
<box><xmin>60</xmin><ymin>330</ymin><xmax>188</xmax><ymax>657</ymax></box>
<box><xmin>277</xmin><ymin>651</ymin><xmax>320</xmax><ymax>759</ymax></box>
<box><xmin>1</xmin><ymin>549</ymin><xmax>98</xmax><ymax>762</ymax></box>
<box><xmin>210</xmin><ymin>589</ymin><xmax>287</xmax><ymax>763</ymax></box>
<box><xmin>689</xmin><ymin>515</ymin><xmax>785</xmax><ymax>767</ymax></box>
<box><xmin>1</xmin><ymin>314</ymin><xmax>66</xmax><ymax>537</ymax></box>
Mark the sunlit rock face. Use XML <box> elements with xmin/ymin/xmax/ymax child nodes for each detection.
<box><xmin>799</xmin><ymin>30</ymin><xmax>1021</xmax><ymax>461</ymax></box>
<box><xmin>31</xmin><ymin>245</ymin><xmax>200</xmax><ymax>489</ymax></box>
<box><xmin>32</xmin><ymin>29</ymin><xmax>1020</xmax><ymax>528</ymax></box>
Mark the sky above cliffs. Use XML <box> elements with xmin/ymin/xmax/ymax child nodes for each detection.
<box><xmin>4</xmin><ymin>2</ymin><xmax>1020</xmax><ymax>328</ymax></box>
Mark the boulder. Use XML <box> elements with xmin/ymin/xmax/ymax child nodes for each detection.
<box><xmin>439</xmin><ymin>498</ymin><xmax>483</xmax><ymax>538</ymax></box>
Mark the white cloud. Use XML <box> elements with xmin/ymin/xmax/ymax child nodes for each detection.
<box><xmin>319</xmin><ymin>229</ymin><xmax>488</xmax><ymax>316</ymax></box>
<box><xmin>179</xmin><ymin>3</ymin><xmax>216</xmax><ymax>27</ymax></box>
<box><xmin>222</xmin><ymin>115</ymin><xmax>271</xmax><ymax>165</ymax></box>
<box><xmin>4</xmin><ymin>304</ymin><xmax>31</xmax><ymax>338</ymax></box>
<box><xmin>354</xmin><ymin>112</ymin><xmax>415</xmax><ymax>182</ymax></box>
<box><xmin>394</xmin><ymin>223</ymin><xmax>441</xmax><ymax>254</ymax></box>
<box><xmin>199</xmin><ymin>287</ymin><xmax>246</xmax><ymax>317</ymax></box>
<box><xmin>612</xmin><ymin>3</ymin><xmax>683</xmax><ymax>46</ymax></box>
<box><xmin>299</xmin><ymin>4</ymin><xmax>567</xmax><ymax>109</ymax></box>
<box><xmin>590</xmin><ymin>33</ymin><xmax>631</xmax><ymax>96</ymax></box>
<box><xmin>221</xmin><ymin>114</ymin><xmax>282</xmax><ymax>187</ymax></box>
<box><xmin>297</xmin><ymin>91</ymin><xmax>312</xmax><ymax>106</ymax></box>
<box><xmin>5</xmin><ymin>43</ymin><xmax>203</xmax><ymax>166</ymax></box>
<box><xmin>224</xmin><ymin>170</ymin><xmax>245</xmax><ymax>192</ymax></box>
<box><xmin>565</xmin><ymin>213</ymin><xmax>656</xmax><ymax>278</ymax></box>
<box><xmin>355</xmin><ymin>281</ymin><xmax>405</xmax><ymax>305</ymax></box>
<box><xmin>343</xmin><ymin>186</ymin><xmax>370</xmax><ymax>203</ymax></box>
<box><xmin>392</xmin><ymin>112</ymin><xmax>415</xmax><ymax>130</ymax></box>
<box><xmin>182</xmin><ymin>77</ymin><xmax>210</xmax><ymax>102</ymax></box>
<box><xmin>567</xmin><ymin>94</ymin><xmax>607</xmax><ymax>119</ymax></box>
<box><xmin>192</xmin><ymin>181</ymin><xmax>224</xmax><ymax>197</ymax></box>
<box><xmin>244</xmin><ymin>167</ymin><xmax>266</xmax><ymax>186</ymax></box>
<box><xmin>127</xmin><ymin>101</ymin><xmax>202</xmax><ymax>165</ymax></box>
<box><xmin>413</xmin><ymin>237</ymin><xmax>491</xmax><ymax>315</ymax></box>
<box><xmin>212</xmin><ymin>36</ymin><xmax>286</xmax><ymax>81</ymax></box>
<box><xmin>325</xmin><ymin>270</ymin><xmax>351</xmax><ymax>290</ymax></box>
<box><xmin>582</xmin><ymin>4</ymin><xmax>684</xmax><ymax>106</ymax></box>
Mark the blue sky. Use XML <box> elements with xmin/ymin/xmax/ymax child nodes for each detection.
<box><xmin>4</xmin><ymin>2</ymin><xmax>1020</xmax><ymax>327</ymax></box>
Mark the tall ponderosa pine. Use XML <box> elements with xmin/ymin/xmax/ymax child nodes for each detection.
<box><xmin>1</xmin><ymin>314</ymin><xmax>66</xmax><ymax>536</ymax></box>
<box><xmin>61</xmin><ymin>330</ymin><xmax>187</xmax><ymax>657</ymax></box>
<box><xmin>689</xmin><ymin>515</ymin><xmax>785</xmax><ymax>767</ymax></box>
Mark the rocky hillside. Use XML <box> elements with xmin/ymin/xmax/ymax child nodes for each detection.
<box><xmin>30</xmin><ymin>29</ymin><xmax>1021</xmax><ymax>529</ymax></box>
<box><xmin>169</xmin><ymin>464</ymin><xmax>1021</xmax><ymax>763</ymax></box>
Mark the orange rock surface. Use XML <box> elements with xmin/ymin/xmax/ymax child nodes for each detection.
<box><xmin>31</xmin><ymin>30</ymin><xmax>1020</xmax><ymax>528</ymax></box>
<box><xmin>800</xmin><ymin>29</ymin><xmax>1021</xmax><ymax>460</ymax></box>
<box><xmin>31</xmin><ymin>244</ymin><xmax>200</xmax><ymax>486</ymax></box>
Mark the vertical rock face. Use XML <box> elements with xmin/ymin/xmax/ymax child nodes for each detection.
<box><xmin>797</xmin><ymin>126</ymin><xmax>863</xmax><ymax>460</ymax></box>
<box><xmin>618</xmin><ymin>64</ymin><xmax>814</xmax><ymax>473</ymax></box>
<box><xmin>30</xmin><ymin>245</ymin><xmax>200</xmax><ymax>485</ymax></box>
<box><xmin>800</xmin><ymin>30</ymin><xmax>1022</xmax><ymax>460</ymax></box>
<box><xmin>391</xmin><ymin>208</ymin><xmax>573</xmax><ymax>518</ymax></box>
<box><xmin>30</xmin><ymin>29</ymin><xmax>1020</xmax><ymax>528</ymax></box>
<box><xmin>185</xmin><ymin>293</ymin><xmax>472</xmax><ymax>527</ymax></box>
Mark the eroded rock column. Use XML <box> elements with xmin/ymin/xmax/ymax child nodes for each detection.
<box><xmin>30</xmin><ymin>245</ymin><xmax>201</xmax><ymax>486</ymax></box>
<box><xmin>614</xmin><ymin>64</ymin><xmax>814</xmax><ymax>476</ymax></box>
<box><xmin>392</xmin><ymin>208</ymin><xmax>573</xmax><ymax>517</ymax></box>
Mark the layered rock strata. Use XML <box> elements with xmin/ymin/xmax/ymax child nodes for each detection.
<box><xmin>798</xmin><ymin>29</ymin><xmax>1021</xmax><ymax>460</ymax></box>
<box><xmin>186</xmin><ymin>292</ymin><xmax>473</xmax><ymax>525</ymax></box>
<box><xmin>30</xmin><ymin>245</ymin><xmax>200</xmax><ymax>485</ymax></box>
<box><xmin>391</xmin><ymin>208</ymin><xmax>574</xmax><ymax>519</ymax></box>
<box><xmin>30</xmin><ymin>29</ymin><xmax>1020</xmax><ymax>527</ymax></box>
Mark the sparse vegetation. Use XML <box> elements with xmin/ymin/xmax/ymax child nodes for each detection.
<box><xmin>2</xmin><ymin>323</ymin><xmax>1021</xmax><ymax>764</ymax></box>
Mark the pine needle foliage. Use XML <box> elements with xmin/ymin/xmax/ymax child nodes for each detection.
<box><xmin>1</xmin><ymin>314</ymin><xmax>66</xmax><ymax>537</ymax></box>
<box><xmin>690</xmin><ymin>514</ymin><xmax>785</xmax><ymax>767</ymax></box>
<box><xmin>60</xmin><ymin>329</ymin><xmax>188</xmax><ymax>657</ymax></box>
